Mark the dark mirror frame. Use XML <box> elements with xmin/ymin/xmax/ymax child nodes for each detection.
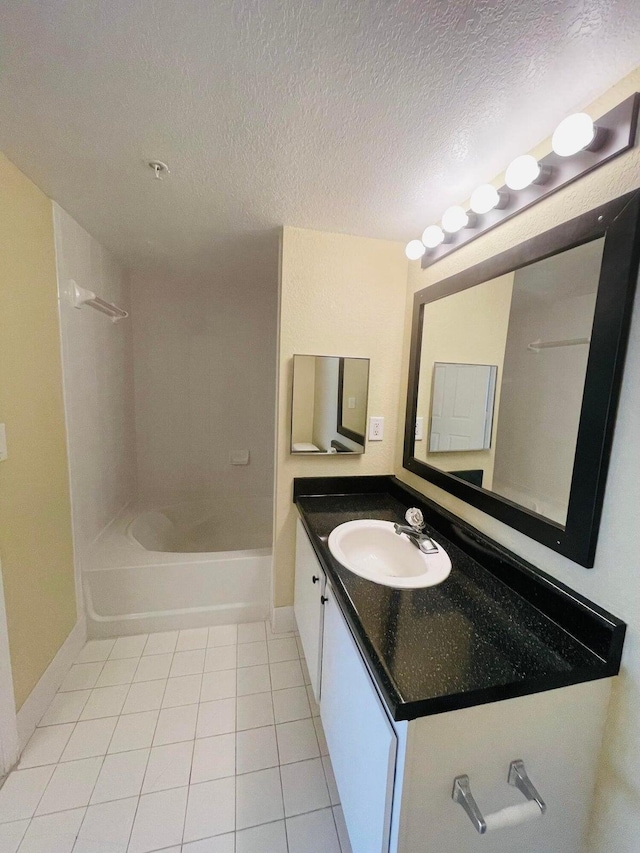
<box><xmin>336</xmin><ymin>357</ymin><xmax>368</xmax><ymax>446</ymax></box>
<box><xmin>403</xmin><ymin>189</ymin><xmax>640</xmax><ymax>567</ymax></box>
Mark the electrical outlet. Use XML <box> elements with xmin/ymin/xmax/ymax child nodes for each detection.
<box><xmin>368</xmin><ymin>416</ymin><xmax>384</xmax><ymax>441</ymax></box>
<box><xmin>415</xmin><ymin>417</ymin><xmax>424</xmax><ymax>441</ymax></box>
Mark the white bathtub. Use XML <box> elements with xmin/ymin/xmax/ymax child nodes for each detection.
<box><xmin>84</xmin><ymin>498</ymin><xmax>272</xmax><ymax>637</ymax></box>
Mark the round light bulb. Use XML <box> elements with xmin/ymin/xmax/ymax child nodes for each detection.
<box><xmin>470</xmin><ymin>184</ymin><xmax>501</xmax><ymax>214</ymax></box>
<box><xmin>441</xmin><ymin>206</ymin><xmax>469</xmax><ymax>233</ymax></box>
<box><xmin>421</xmin><ymin>225</ymin><xmax>445</xmax><ymax>248</ymax></box>
<box><xmin>552</xmin><ymin>113</ymin><xmax>596</xmax><ymax>157</ymax></box>
<box><xmin>505</xmin><ymin>154</ymin><xmax>541</xmax><ymax>190</ymax></box>
<box><xmin>405</xmin><ymin>239</ymin><xmax>426</xmax><ymax>260</ymax></box>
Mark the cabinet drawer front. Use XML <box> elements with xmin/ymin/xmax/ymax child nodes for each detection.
<box><xmin>294</xmin><ymin>519</ymin><xmax>325</xmax><ymax>700</ymax></box>
<box><xmin>321</xmin><ymin>590</ymin><xmax>397</xmax><ymax>853</ymax></box>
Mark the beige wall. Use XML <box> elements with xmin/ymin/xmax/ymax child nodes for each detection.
<box><xmin>275</xmin><ymin>227</ymin><xmax>408</xmax><ymax>606</ymax></box>
<box><xmin>414</xmin><ymin>273</ymin><xmax>513</xmax><ymax>488</ymax></box>
<box><xmin>0</xmin><ymin>153</ymin><xmax>76</xmax><ymax>710</ymax></box>
<box><xmin>396</xmin><ymin>68</ymin><xmax>640</xmax><ymax>853</ymax></box>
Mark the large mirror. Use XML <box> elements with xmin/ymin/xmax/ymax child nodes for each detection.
<box><xmin>291</xmin><ymin>355</ymin><xmax>370</xmax><ymax>454</ymax></box>
<box><xmin>404</xmin><ymin>190</ymin><xmax>640</xmax><ymax>566</ymax></box>
<box><xmin>415</xmin><ymin>239</ymin><xmax>604</xmax><ymax>524</ymax></box>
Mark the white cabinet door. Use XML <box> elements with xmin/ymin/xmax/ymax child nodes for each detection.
<box><xmin>321</xmin><ymin>588</ymin><xmax>397</xmax><ymax>853</ymax></box>
<box><xmin>294</xmin><ymin>518</ymin><xmax>326</xmax><ymax>701</ymax></box>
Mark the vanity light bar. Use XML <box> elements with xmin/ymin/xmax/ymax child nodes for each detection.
<box><xmin>404</xmin><ymin>93</ymin><xmax>639</xmax><ymax>266</ymax></box>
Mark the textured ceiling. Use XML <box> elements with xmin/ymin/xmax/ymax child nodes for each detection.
<box><xmin>1</xmin><ymin>1</ymin><xmax>639</xmax><ymax>284</ymax></box>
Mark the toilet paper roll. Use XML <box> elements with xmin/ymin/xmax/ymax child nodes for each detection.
<box><xmin>484</xmin><ymin>800</ymin><xmax>541</xmax><ymax>832</ymax></box>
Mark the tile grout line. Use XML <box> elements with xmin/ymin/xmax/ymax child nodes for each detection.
<box><xmin>71</xmin><ymin>639</ymin><xmax>160</xmax><ymax>851</ymax></box>
<box><xmin>10</xmin><ymin>626</ymin><xmax>336</xmax><ymax>852</ymax></box>
<box><xmin>268</xmin><ymin>629</ymin><xmax>291</xmax><ymax>853</ymax></box>
<box><xmin>21</xmin><ymin>648</ymin><xmax>115</xmax><ymax>831</ymax></box>
<box><xmin>232</xmin><ymin>629</ymin><xmax>241</xmax><ymax>853</ymax></box>
<box><xmin>64</xmin><ymin>635</ymin><xmax>173</xmax><ymax>848</ymax></box>
<box><xmin>235</xmin><ymin>621</ymin><xmax>286</xmax><ymax>851</ymax></box>
<box><xmin>165</xmin><ymin>630</ymin><xmax>206</xmax><ymax>849</ymax></box>
<box><xmin>180</xmin><ymin>626</ymin><xmax>225</xmax><ymax>848</ymax></box>
<box><xmin>121</xmin><ymin>639</ymin><xmax>176</xmax><ymax>853</ymax></box>
<box><xmin>330</xmin><ymin>804</ymin><xmax>344</xmax><ymax>853</ymax></box>
<box><xmin>233</xmin><ymin>629</ymin><xmax>241</xmax><ymax>845</ymax></box>
<box><xmin>17</xmin><ymin>647</ymin><xmax>116</xmax><ymax>848</ymax></box>
<box><xmin>177</xmin><ymin>738</ymin><xmax>197</xmax><ymax>849</ymax></box>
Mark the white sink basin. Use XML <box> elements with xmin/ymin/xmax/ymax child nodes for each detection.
<box><xmin>327</xmin><ymin>519</ymin><xmax>452</xmax><ymax>589</ymax></box>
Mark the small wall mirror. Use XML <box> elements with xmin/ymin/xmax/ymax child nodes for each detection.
<box><xmin>291</xmin><ymin>355</ymin><xmax>370</xmax><ymax>454</ymax></box>
<box><xmin>404</xmin><ymin>190</ymin><xmax>640</xmax><ymax>566</ymax></box>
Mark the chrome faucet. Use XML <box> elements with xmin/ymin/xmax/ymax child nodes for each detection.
<box><xmin>394</xmin><ymin>507</ymin><xmax>439</xmax><ymax>555</ymax></box>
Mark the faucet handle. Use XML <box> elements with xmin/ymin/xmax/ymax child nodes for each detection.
<box><xmin>405</xmin><ymin>507</ymin><xmax>425</xmax><ymax>531</ymax></box>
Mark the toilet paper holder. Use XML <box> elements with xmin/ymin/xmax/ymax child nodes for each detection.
<box><xmin>452</xmin><ymin>759</ymin><xmax>546</xmax><ymax>834</ymax></box>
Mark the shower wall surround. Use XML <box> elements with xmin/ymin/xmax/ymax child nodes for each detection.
<box><xmin>130</xmin><ymin>269</ymin><xmax>278</xmax><ymax>519</ymax></box>
<box><xmin>53</xmin><ymin>203</ymin><xmax>136</xmax><ymax>567</ymax></box>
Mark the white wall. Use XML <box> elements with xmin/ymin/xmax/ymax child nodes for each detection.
<box><xmin>53</xmin><ymin>203</ymin><xmax>136</xmax><ymax>572</ymax></box>
<box><xmin>131</xmin><ymin>270</ymin><xmax>278</xmax><ymax>527</ymax></box>
<box><xmin>396</xmin><ymin>68</ymin><xmax>640</xmax><ymax>853</ymax></box>
<box><xmin>492</xmin><ymin>250</ymin><xmax>600</xmax><ymax>522</ymax></box>
<box><xmin>311</xmin><ymin>356</ymin><xmax>340</xmax><ymax>452</ymax></box>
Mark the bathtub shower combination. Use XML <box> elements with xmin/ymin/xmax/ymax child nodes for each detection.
<box><xmin>84</xmin><ymin>497</ymin><xmax>272</xmax><ymax>637</ymax></box>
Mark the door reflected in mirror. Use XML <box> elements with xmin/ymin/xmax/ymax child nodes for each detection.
<box><xmin>414</xmin><ymin>237</ymin><xmax>604</xmax><ymax>525</ymax></box>
<box><xmin>291</xmin><ymin>355</ymin><xmax>369</xmax><ymax>454</ymax></box>
<box><xmin>428</xmin><ymin>362</ymin><xmax>498</xmax><ymax>453</ymax></box>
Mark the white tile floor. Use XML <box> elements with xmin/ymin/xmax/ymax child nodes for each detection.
<box><xmin>0</xmin><ymin>623</ymin><xmax>352</xmax><ymax>853</ymax></box>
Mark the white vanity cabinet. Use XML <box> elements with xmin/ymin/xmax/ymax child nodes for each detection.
<box><xmin>321</xmin><ymin>590</ymin><xmax>398</xmax><ymax>853</ymax></box>
<box><xmin>294</xmin><ymin>519</ymin><xmax>614</xmax><ymax>853</ymax></box>
<box><xmin>294</xmin><ymin>518</ymin><xmax>326</xmax><ymax>700</ymax></box>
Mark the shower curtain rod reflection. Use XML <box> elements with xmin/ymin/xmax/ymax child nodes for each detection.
<box><xmin>527</xmin><ymin>337</ymin><xmax>590</xmax><ymax>352</ymax></box>
<box><xmin>70</xmin><ymin>279</ymin><xmax>129</xmax><ymax>322</ymax></box>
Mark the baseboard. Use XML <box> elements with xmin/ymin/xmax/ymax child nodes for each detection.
<box><xmin>271</xmin><ymin>605</ymin><xmax>296</xmax><ymax>634</ymax></box>
<box><xmin>0</xmin><ymin>560</ymin><xmax>19</xmax><ymax>774</ymax></box>
<box><xmin>16</xmin><ymin>617</ymin><xmax>86</xmax><ymax>749</ymax></box>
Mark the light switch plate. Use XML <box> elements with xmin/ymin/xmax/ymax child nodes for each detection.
<box><xmin>0</xmin><ymin>424</ymin><xmax>6</xmax><ymax>461</ymax></box>
<box><xmin>368</xmin><ymin>417</ymin><xmax>384</xmax><ymax>441</ymax></box>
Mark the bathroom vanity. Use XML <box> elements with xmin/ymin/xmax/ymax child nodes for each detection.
<box><xmin>293</xmin><ymin>475</ymin><xmax>625</xmax><ymax>853</ymax></box>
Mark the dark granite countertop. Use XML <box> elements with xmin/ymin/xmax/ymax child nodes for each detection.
<box><xmin>294</xmin><ymin>476</ymin><xmax>625</xmax><ymax>722</ymax></box>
